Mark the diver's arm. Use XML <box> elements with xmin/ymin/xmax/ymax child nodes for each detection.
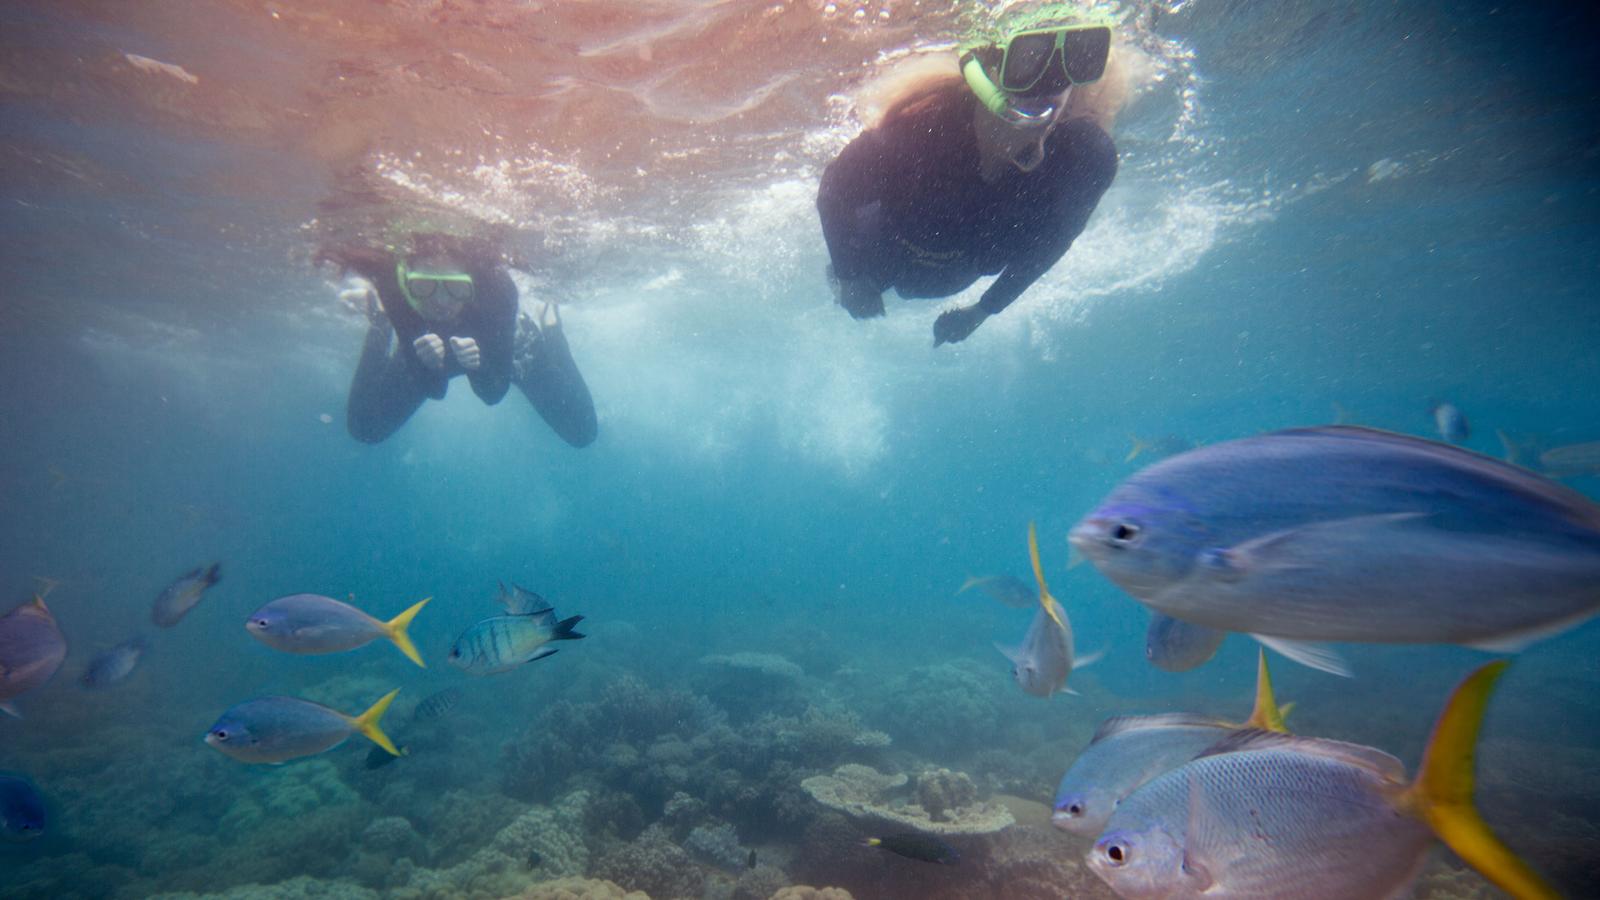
<box><xmin>817</xmin><ymin>130</ymin><xmax>891</xmax><ymax>282</ymax></box>
<box><xmin>465</xmin><ymin>267</ymin><xmax>516</xmax><ymax>404</ymax></box>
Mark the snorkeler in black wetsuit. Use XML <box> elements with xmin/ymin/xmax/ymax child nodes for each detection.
<box><xmin>817</xmin><ymin>16</ymin><xmax>1120</xmax><ymax>346</ymax></box>
<box><xmin>331</xmin><ymin>238</ymin><xmax>597</xmax><ymax>448</ymax></box>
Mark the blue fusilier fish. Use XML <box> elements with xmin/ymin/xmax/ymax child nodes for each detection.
<box><xmin>0</xmin><ymin>773</ymin><xmax>45</xmax><ymax>842</ymax></box>
<box><xmin>448</xmin><ymin>582</ymin><xmax>584</xmax><ymax>676</ymax></box>
<box><xmin>1144</xmin><ymin>613</ymin><xmax>1225</xmax><ymax>673</ymax></box>
<box><xmin>205</xmin><ymin>689</ymin><xmax>401</xmax><ymax>764</ymax></box>
<box><xmin>1431</xmin><ymin>401</ymin><xmax>1471</xmax><ymax>444</ymax></box>
<box><xmin>1087</xmin><ymin>661</ymin><xmax>1556</xmax><ymax>900</ymax></box>
<box><xmin>80</xmin><ymin>636</ymin><xmax>147</xmax><ymax>689</ymax></box>
<box><xmin>996</xmin><ymin>524</ymin><xmax>1098</xmax><ymax>698</ymax></box>
<box><xmin>246</xmin><ymin>594</ymin><xmax>431</xmax><ymax>668</ymax></box>
<box><xmin>150</xmin><ymin>563</ymin><xmax>221</xmax><ymax>627</ymax></box>
<box><xmin>957</xmin><ymin>574</ymin><xmax>1035</xmax><ymax>609</ymax></box>
<box><xmin>1069</xmin><ymin>426</ymin><xmax>1600</xmax><ymax>675</ymax></box>
<box><xmin>0</xmin><ymin>596</ymin><xmax>68</xmax><ymax>718</ymax></box>
<box><xmin>1053</xmin><ymin>649</ymin><xmax>1289</xmax><ymax>837</ymax></box>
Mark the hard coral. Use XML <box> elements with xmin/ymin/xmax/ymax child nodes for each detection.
<box><xmin>510</xmin><ymin>876</ymin><xmax>651</xmax><ymax>900</ymax></box>
<box><xmin>800</xmin><ymin>764</ymin><xmax>1012</xmax><ymax>836</ymax></box>
<box><xmin>590</xmin><ymin>823</ymin><xmax>706</xmax><ymax>900</ymax></box>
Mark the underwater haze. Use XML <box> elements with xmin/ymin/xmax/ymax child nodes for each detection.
<box><xmin>3</xmin><ymin>1</ymin><xmax>1600</xmax><ymax>898</ymax></box>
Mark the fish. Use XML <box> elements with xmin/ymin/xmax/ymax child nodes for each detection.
<box><xmin>0</xmin><ymin>773</ymin><xmax>45</xmax><ymax>842</ymax></box>
<box><xmin>995</xmin><ymin>523</ymin><xmax>1097</xmax><ymax>698</ymax></box>
<box><xmin>205</xmin><ymin>690</ymin><xmax>402</xmax><ymax>764</ymax></box>
<box><xmin>0</xmin><ymin>596</ymin><xmax>68</xmax><ymax>718</ymax></box>
<box><xmin>360</xmin><ymin>687</ymin><xmax>464</xmax><ymax>770</ymax></box>
<box><xmin>246</xmin><ymin>594</ymin><xmax>430</xmax><ymax>667</ymax></box>
<box><xmin>448</xmin><ymin>588</ymin><xmax>584</xmax><ymax>676</ymax></box>
<box><xmin>1068</xmin><ymin>426</ymin><xmax>1600</xmax><ymax>674</ymax></box>
<box><xmin>1144</xmin><ymin>613</ymin><xmax>1225</xmax><ymax>673</ymax></box>
<box><xmin>863</xmin><ymin>833</ymin><xmax>959</xmax><ymax>865</ymax></box>
<box><xmin>1053</xmin><ymin>649</ymin><xmax>1288</xmax><ymax>837</ymax></box>
<box><xmin>150</xmin><ymin>563</ymin><xmax>222</xmax><ymax>627</ymax></box>
<box><xmin>1125</xmin><ymin>434</ymin><xmax>1195</xmax><ymax>463</ymax></box>
<box><xmin>1539</xmin><ymin>440</ymin><xmax>1600</xmax><ymax>479</ymax></box>
<box><xmin>1086</xmin><ymin>661</ymin><xmax>1556</xmax><ymax>900</ymax></box>
<box><xmin>1430</xmin><ymin>401</ymin><xmax>1470</xmax><ymax>443</ymax></box>
<box><xmin>80</xmin><ymin>636</ymin><xmax>147</xmax><ymax>689</ymax></box>
<box><xmin>1495</xmin><ymin>428</ymin><xmax>1545</xmax><ymax>471</ymax></box>
<box><xmin>956</xmin><ymin>574</ymin><xmax>1035</xmax><ymax>609</ymax></box>
<box><xmin>411</xmin><ymin>686</ymin><xmax>464</xmax><ymax>722</ymax></box>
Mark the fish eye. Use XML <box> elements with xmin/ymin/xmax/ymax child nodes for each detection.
<box><xmin>1068</xmin><ymin>803</ymin><xmax>1083</xmax><ymax>816</ymax></box>
<box><xmin>214</xmin><ymin>729</ymin><xmax>228</xmax><ymax>741</ymax></box>
<box><xmin>1105</xmin><ymin>843</ymin><xmax>1130</xmax><ymax>866</ymax></box>
<box><xmin>1109</xmin><ymin>522</ymin><xmax>1142</xmax><ymax>546</ymax></box>
<box><xmin>252</xmin><ymin>618</ymin><xmax>269</xmax><ymax>628</ymax></box>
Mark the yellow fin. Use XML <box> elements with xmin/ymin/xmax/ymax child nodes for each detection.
<box><xmin>383</xmin><ymin>597</ymin><xmax>431</xmax><ymax>668</ymax></box>
<box><xmin>350</xmin><ymin>688</ymin><xmax>402</xmax><ymax>757</ymax></box>
<box><xmin>1241</xmin><ymin>648</ymin><xmax>1290</xmax><ymax>733</ymax></box>
<box><xmin>1027</xmin><ymin>522</ymin><xmax>1066</xmax><ymax>630</ymax></box>
<box><xmin>1402</xmin><ymin>661</ymin><xmax>1558</xmax><ymax>900</ymax></box>
<box><xmin>1124</xmin><ymin>434</ymin><xmax>1147</xmax><ymax>463</ymax></box>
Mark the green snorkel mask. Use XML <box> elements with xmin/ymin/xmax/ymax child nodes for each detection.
<box><xmin>396</xmin><ymin>258</ymin><xmax>475</xmax><ymax>316</ymax></box>
<box><xmin>961</xmin><ymin>20</ymin><xmax>1113</xmax><ymax>123</ymax></box>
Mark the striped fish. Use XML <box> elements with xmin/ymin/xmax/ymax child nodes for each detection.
<box><xmin>447</xmin><ymin>590</ymin><xmax>584</xmax><ymax>676</ymax></box>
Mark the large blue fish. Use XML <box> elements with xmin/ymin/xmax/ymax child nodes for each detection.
<box><xmin>1087</xmin><ymin>662</ymin><xmax>1555</xmax><ymax>900</ymax></box>
<box><xmin>1144</xmin><ymin>613</ymin><xmax>1224</xmax><ymax>673</ymax></box>
<box><xmin>246</xmin><ymin>594</ymin><xmax>430</xmax><ymax>667</ymax></box>
<box><xmin>1053</xmin><ymin>650</ymin><xmax>1288</xmax><ymax>837</ymax></box>
<box><xmin>0</xmin><ymin>596</ymin><xmax>68</xmax><ymax>718</ymax></box>
<box><xmin>0</xmin><ymin>773</ymin><xmax>45</xmax><ymax>842</ymax></box>
<box><xmin>205</xmin><ymin>690</ymin><xmax>401</xmax><ymax>764</ymax></box>
<box><xmin>1069</xmin><ymin>426</ymin><xmax>1600</xmax><ymax>673</ymax></box>
<box><xmin>448</xmin><ymin>583</ymin><xmax>584</xmax><ymax>676</ymax></box>
<box><xmin>995</xmin><ymin>523</ymin><xmax>1096</xmax><ymax>698</ymax></box>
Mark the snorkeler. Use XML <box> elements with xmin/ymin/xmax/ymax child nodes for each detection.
<box><xmin>327</xmin><ymin>235</ymin><xmax>597</xmax><ymax>447</ymax></box>
<box><xmin>817</xmin><ymin>11</ymin><xmax>1125</xmax><ymax>346</ymax></box>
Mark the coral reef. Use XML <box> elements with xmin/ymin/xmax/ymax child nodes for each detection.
<box><xmin>800</xmin><ymin>764</ymin><xmax>1013</xmax><ymax>835</ymax></box>
<box><xmin>767</xmin><ymin>888</ymin><xmax>855</xmax><ymax>900</ymax></box>
<box><xmin>590</xmin><ymin>824</ymin><xmax>705</xmax><ymax>900</ymax></box>
<box><xmin>510</xmin><ymin>877</ymin><xmax>650</xmax><ymax>900</ymax></box>
<box><xmin>914</xmin><ymin>768</ymin><xmax>977</xmax><ymax>823</ymax></box>
<box><xmin>684</xmin><ymin>821</ymin><xmax>746</xmax><ymax>870</ymax></box>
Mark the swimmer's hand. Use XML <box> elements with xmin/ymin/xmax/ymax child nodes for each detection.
<box><xmin>338</xmin><ymin>279</ymin><xmax>385</xmax><ymax>327</ymax></box>
<box><xmin>414</xmin><ymin>333</ymin><xmax>447</xmax><ymax>370</ymax></box>
<box><xmin>449</xmin><ymin>336</ymin><xmax>481</xmax><ymax>371</ymax></box>
<box><xmin>933</xmin><ymin>304</ymin><xmax>988</xmax><ymax>347</ymax></box>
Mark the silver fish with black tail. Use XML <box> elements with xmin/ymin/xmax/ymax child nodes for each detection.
<box><xmin>448</xmin><ymin>583</ymin><xmax>584</xmax><ymax>676</ymax></box>
<box><xmin>80</xmin><ymin>636</ymin><xmax>147</xmax><ymax>689</ymax></box>
<box><xmin>1069</xmin><ymin>426</ymin><xmax>1600</xmax><ymax>675</ymax></box>
<box><xmin>151</xmin><ymin>563</ymin><xmax>221</xmax><ymax>627</ymax></box>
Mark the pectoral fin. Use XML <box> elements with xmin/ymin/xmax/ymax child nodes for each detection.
<box><xmin>1251</xmin><ymin>634</ymin><xmax>1352</xmax><ymax>678</ymax></box>
<box><xmin>1204</xmin><ymin>513</ymin><xmax>1429</xmax><ymax>581</ymax></box>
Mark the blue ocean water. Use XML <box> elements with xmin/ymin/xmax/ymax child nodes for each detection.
<box><xmin>2</xmin><ymin>1</ymin><xmax>1598</xmax><ymax>898</ymax></box>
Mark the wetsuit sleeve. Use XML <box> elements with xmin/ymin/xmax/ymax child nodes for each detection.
<box><xmin>465</xmin><ymin>267</ymin><xmax>516</xmax><ymax>405</ymax></box>
<box><xmin>977</xmin><ymin>120</ymin><xmax>1118</xmax><ymax>317</ymax></box>
<box><xmin>817</xmin><ymin>129</ymin><xmax>892</xmax><ymax>282</ymax></box>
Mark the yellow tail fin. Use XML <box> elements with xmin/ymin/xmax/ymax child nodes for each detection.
<box><xmin>383</xmin><ymin>597</ymin><xmax>431</xmax><ymax>668</ymax></box>
<box><xmin>1027</xmin><ymin>522</ymin><xmax>1066</xmax><ymax>630</ymax></box>
<box><xmin>1124</xmin><ymin>434</ymin><xmax>1147</xmax><ymax>463</ymax></box>
<box><xmin>350</xmin><ymin>689</ymin><xmax>403</xmax><ymax>757</ymax></box>
<box><xmin>1403</xmin><ymin>661</ymin><xmax>1557</xmax><ymax>900</ymax></box>
<box><xmin>1242</xmin><ymin>648</ymin><xmax>1290</xmax><ymax>733</ymax></box>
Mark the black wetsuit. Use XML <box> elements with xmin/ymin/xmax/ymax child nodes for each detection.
<box><xmin>345</xmin><ymin>259</ymin><xmax>597</xmax><ymax>447</ymax></box>
<box><xmin>817</xmin><ymin>84</ymin><xmax>1118</xmax><ymax>317</ymax></box>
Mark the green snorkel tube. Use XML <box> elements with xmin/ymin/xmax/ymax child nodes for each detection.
<box><xmin>961</xmin><ymin>51</ymin><xmax>1015</xmax><ymax>121</ymax></box>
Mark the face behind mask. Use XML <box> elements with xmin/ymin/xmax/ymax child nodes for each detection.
<box><xmin>973</xmin><ymin>85</ymin><xmax>1070</xmax><ymax>180</ymax></box>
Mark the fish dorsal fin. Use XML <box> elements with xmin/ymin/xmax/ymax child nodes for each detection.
<box><xmin>1274</xmin><ymin>426</ymin><xmax>1600</xmax><ymax>533</ymax></box>
<box><xmin>1089</xmin><ymin>713</ymin><xmax>1232</xmax><ymax>745</ymax></box>
<box><xmin>499</xmin><ymin>582</ymin><xmax>552</xmax><ymax>616</ymax></box>
<box><xmin>1196</xmin><ymin>729</ymin><xmax>1407</xmax><ymax>783</ymax></box>
<box><xmin>1240</xmin><ymin>649</ymin><xmax>1290</xmax><ymax>733</ymax></box>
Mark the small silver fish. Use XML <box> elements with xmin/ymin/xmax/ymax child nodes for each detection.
<box><xmin>995</xmin><ymin>524</ymin><xmax>1096</xmax><ymax>698</ymax></box>
<box><xmin>1087</xmin><ymin>662</ymin><xmax>1554</xmax><ymax>900</ymax></box>
<box><xmin>205</xmin><ymin>690</ymin><xmax>401</xmax><ymax>764</ymax></box>
<box><xmin>957</xmin><ymin>574</ymin><xmax>1035</xmax><ymax>609</ymax></box>
<box><xmin>80</xmin><ymin>636</ymin><xmax>147</xmax><ymax>689</ymax></box>
<box><xmin>246</xmin><ymin>594</ymin><xmax>429</xmax><ymax>667</ymax></box>
<box><xmin>150</xmin><ymin>563</ymin><xmax>221</xmax><ymax>627</ymax></box>
<box><xmin>0</xmin><ymin>596</ymin><xmax>68</xmax><ymax>718</ymax></box>
<box><xmin>1431</xmin><ymin>402</ymin><xmax>1470</xmax><ymax>444</ymax></box>
<box><xmin>449</xmin><ymin>588</ymin><xmax>584</xmax><ymax>676</ymax></box>
<box><xmin>411</xmin><ymin>686</ymin><xmax>464</xmax><ymax>722</ymax></box>
<box><xmin>1144</xmin><ymin>613</ymin><xmax>1225</xmax><ymax>672</ymax></box>
<box><xmin>1539</xmin><ymin>440</ymin><xmax>1600</xmax><ymax>479</ymax></box>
